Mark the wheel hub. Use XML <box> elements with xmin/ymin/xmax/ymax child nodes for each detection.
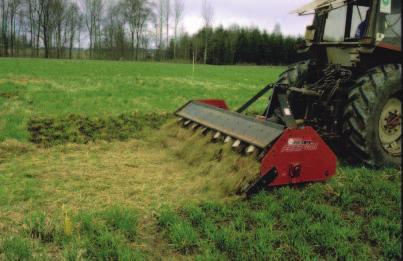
<box><xmin>379</xmin><ymin>98</ymin><xmax>401</xmax><ymax>155</ymax></box>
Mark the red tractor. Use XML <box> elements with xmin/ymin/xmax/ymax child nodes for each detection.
<box><xmin>175</xmin><ymin>0</ymin><xmax>401</xmax><ymax>194</ymax></box>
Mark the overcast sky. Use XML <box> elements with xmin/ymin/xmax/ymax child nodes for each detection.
<box><xmin>180</xmin><ymin>0</ymin><xmax>314</xmax><ymax>36</ymax></box>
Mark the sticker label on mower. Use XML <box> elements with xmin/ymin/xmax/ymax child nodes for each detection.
<box><xmin>281</xmin><ymin>138</ymin><xmax>319</xmax><ymax>152</ymax></box>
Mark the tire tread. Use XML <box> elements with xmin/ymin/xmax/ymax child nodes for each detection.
<box><xmin>343</xmin><ymin>64</ymin><xmax>401</xmax><ymax>167</ymax></box>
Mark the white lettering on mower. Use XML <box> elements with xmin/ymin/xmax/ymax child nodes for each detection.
<box><xmin>281</xmin><ymin>138</ymin><xmax>319</xmax><ymax>152</ymax></box>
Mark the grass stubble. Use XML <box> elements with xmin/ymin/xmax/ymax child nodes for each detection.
<box><xmin>1</xmin><ymin>119</ymin><xmax>401</xmax><ymax>260</ymax></box>
<box><xmin>0</xmin><ymin>118</ymin><xmax>265</xmax><ymax>259</ymax></box>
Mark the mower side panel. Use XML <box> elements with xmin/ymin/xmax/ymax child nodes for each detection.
<box><xmin>198</xmin><ymin>99</ymin><xmax>229</xmax><ymax>110</ymax></box>
<box><xmin>260</xmin><ymin>127</ymin><xmax>337</xmax><ymax>187</ymax></box>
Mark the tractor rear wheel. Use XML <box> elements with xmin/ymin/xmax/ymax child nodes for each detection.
<box><xmin>343</xmin><ymin>64</ymin><xmax>401</xmax><ymax>168</ymax></box>
<box><xmin>277</xmin><ymin>60</ymin><xmax>312</xmax><ymax>86</ymax></box>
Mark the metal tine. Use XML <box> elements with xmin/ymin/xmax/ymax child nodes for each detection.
<box><xmin>184</xmin><ymin>120</ymin><xmax>192</xmax><ymax>127</ymax></box>
<box><xmin>224</xmin><ymin>136</ymin><xmax>232</xmax><ymax>143</ymax></box>
<box><xmin>246</xmin><ymin>145</ymin><xmax>256</xmax><ymax>155</ymax></box>
<box><xmin>191</xmin><ymin>123</ymin><xmax>199</xmax><ymax>130</ymax></box>
<box><xmin>232</xmin><ymin>139</ymin><xmax>242</xmax><ymax>148</ymax></box>
<box><xmin>257</xmin><ymin>149</ymin><xmax>268</xmax><ymax>161</ymax></box>
<box><xmin>201</xmin><ymin>127</ymin><xmax>209</xmax><ymax>135</ymax></box>
<box><xmin>177</xmin><ymin>117</ymin><xmax>184</xmax><ymax>123</ymax></box>
<box><xmin>213</xmin><ymin>132</ymin><xmax>222</xmax><ymax>141</ymax></box>
<box><xmin>255</xmin><ymin>149</ymin><xmax>263</xmax><ymax>160</ymax></box>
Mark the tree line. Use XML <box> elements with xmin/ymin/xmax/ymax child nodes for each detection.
<box><xmin>167</xmin><ymin>26</ymin><xmax>304</xmax><ymax>65</ymax></box>
<box><xmin>0</xmin><ymin>0</ymin><xmax>304</xmax><ymax>65</ymax></box>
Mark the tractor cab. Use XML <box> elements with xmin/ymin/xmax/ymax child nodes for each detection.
<box><xmin>295</xmin><ymin>0</ymin><xmax>401</xmax><ymax>70</ymax></box>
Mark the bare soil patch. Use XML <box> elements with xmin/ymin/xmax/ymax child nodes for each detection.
<box><xmin>27</xmin><ymin>113</ymin><xmax>169</xmax><ymax>147</ymax></box>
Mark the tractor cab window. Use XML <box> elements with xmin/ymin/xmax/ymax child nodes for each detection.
<box><xmin>350</xmin><ymin>5</ymin><xmax>370</xmax><ymax>38</ymax></box>
<box><xmin>323</xmin><ymin>5</ymin><xmax>348</xmax><ymax>42</ymax></box>
<box><xmin>377</xmin><ymin>0</ymin><xmax>401</xmax><ymax>47</ymax></box>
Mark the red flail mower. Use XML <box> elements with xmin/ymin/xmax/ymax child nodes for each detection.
<box><xmin>175</xmin><ymin>84</ymin><xmax>337</xmax><ymax>196</ymax></box>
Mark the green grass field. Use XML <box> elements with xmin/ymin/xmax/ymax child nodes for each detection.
<box><xmin>0</xmin><ymin>58</ymin><xmax>401</xmax><ymax>260</ymax></box>
<box><xmin>0</xmin><ymin>58</ymin><xmax>281</xmax><ymax>142</ymax></box>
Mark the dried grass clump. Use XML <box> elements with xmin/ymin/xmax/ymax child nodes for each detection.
<box><xmin>0</xmin><ymin>139</ymin><xmax>34</xmax><ymax>162</ymax></box>
<box><xmin>153</xmin><ymin>120</ymin><xmax>261</xmax><ymax>198</ymax></box>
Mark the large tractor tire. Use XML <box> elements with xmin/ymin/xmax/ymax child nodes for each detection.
<box><xmin>277</xmin><ymin>60</ymin><xmax>312</xmax><ymax>86</ymax></box>
<box><xmin>343</xmin><ymin>64</ymin><xmax>401</xmax><ymax>168</ymax></box>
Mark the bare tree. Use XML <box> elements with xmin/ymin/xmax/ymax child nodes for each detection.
<box><xmin>82</xmin><ymin>0</ymin><xmax>103</xmax><ymax>58</ymax></box>
<box><xmin>123</xmin><ymin>0</ymin><xmax>152</xmax><ymax>60</ymax></box>
<box><xmin>8</xmin><ymin>0</ymin><xmax>21</xmax><ymax>56</ymax></box>
<box><xmin>40</xmin><ymin>0</ymin><xmax>56</xmax><ymax>58</ymax></box>
<box><xmin>150</xmin><ymin>13</ymin><xmax>158</xmax><ymax>55</ymax></box>
<box><xmin>65</xmin><ymin>1</ymin><xmax>80</xmax><ymax>59</ymax></box>
<box><xmin>27</xmin><ymin>0</ymin><xmax>38</xmax><ymax>56</ymax></box>
<box><xmin>0</xmin><ymin>0</ymin><xmax>10</xmax><ymax>56</ymax></box>
<box><xmin>201</xmin><ymin>0</ymin><xmax>213</xmax><ymax>64</ymax></box>
<box><xmin>136</xmin><ymin>2</ymin><xmax>152</xmax><ymax>59</ymax></box>
<box><xmin>77</xmin><ymin>11</ymin><xmax>83</xmax><ymax>57</ymax></box>
<box><xmin>54</xmin><ymin>0</ymin><xmax>67</xmax><ymax>58</ymax></box>
<box><xmin>173</xmin><ymin>0</ymin><xmax>183</xmax><ymax>59</ymax></box>
<box><xmin>163</xmin><ymin>0</ymin><xmax>169</xmax><ymax>48</ymax></box>
<box><xmin>157</xmin><ymin>0</ymin><xmax>163</xmax><ymax>50</ymax></box>
<box><xmin>33</xmin><ymin>0</ymin><xmax>43</xmax><ymax>56</ymax></box>
<box><xmin>104</xmin><ymin>3</ymin><xmax>125</xmax><ymax>59</ymax></box>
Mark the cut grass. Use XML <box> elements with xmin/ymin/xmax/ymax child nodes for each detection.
<box><xmin>152</xmin><ymin>121</ymin><xmax>262</xmax><ymax>197</ymax></box>
<box><xmin>1</xmin><ymin>134</ymin><xmax>399</xmax><ymax>259</ymax></box>
<box><xmin>0</xmin><ymin>123</ymin><xmax>261</xmax><ymax>221</ymax></box>
<box><xmin>24</xmin><ymin>211</ymin><xmax>56</xmax><ymax>244</ymax></box>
